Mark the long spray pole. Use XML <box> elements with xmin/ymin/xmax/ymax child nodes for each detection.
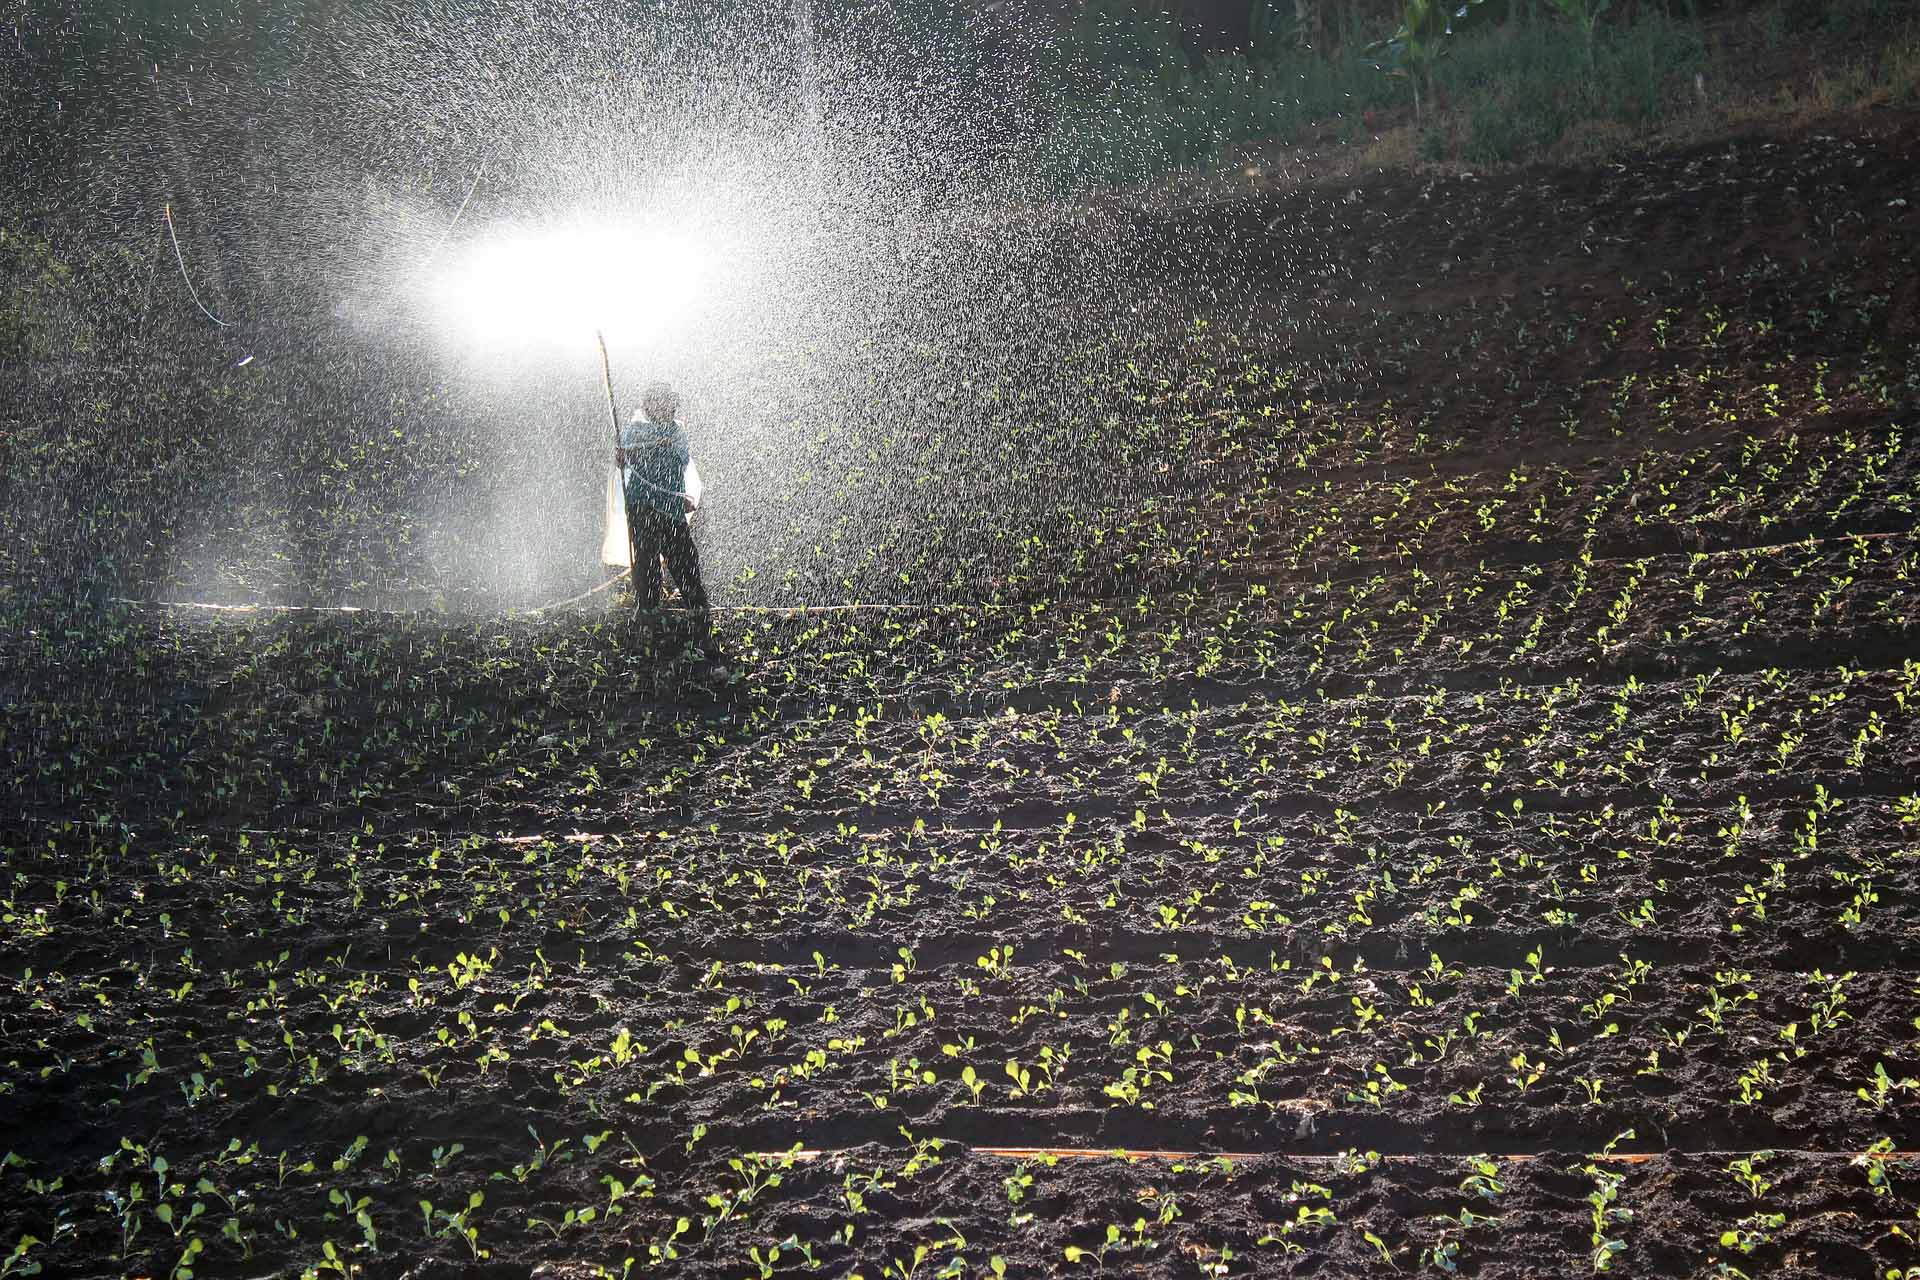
<box><xmin>596</xmin><ymin>329</ymin><xmax>621</xmax><ymax>439</ymax></box>
<box><xmin>597</xmin><ymin>330</ymin><xmax>637</xmax><ymax>583</ymax></box>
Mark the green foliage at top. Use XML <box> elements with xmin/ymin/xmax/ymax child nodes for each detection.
<box><xmin>1032</xmin><ymin>0</ymin><xmax>1731</xmax><ymax>189</ymax></box>
<box><xmin>1365</xmin><ymin>0</ymin><xmax>1498</xmax><ymax>120</ymax></box>
<box><xmin>1444</xmin><ymin>12</ymin><xmax>1706</xmax><ymax>164</ymax></box>
<box><xmin>1035</xmin><ymin>28</ymin><xmax>1398</xmax><ymax>189</ymax></box>
<box><xmin>1546</xmin><ymin>0</ymin><xmax>1614</xmax><ymax>71</ymax></box>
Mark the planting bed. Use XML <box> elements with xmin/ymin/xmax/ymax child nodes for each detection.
<box><xmin>4</xmin><ymin>119</ymin><xmax>1920</xmax><ymax>1277</ymax></box>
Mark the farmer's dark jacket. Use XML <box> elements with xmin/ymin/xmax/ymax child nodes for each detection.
<box><xmin>620</xmin><ymin>414</ymin><xmax>691</xmax><ymax>520</ymax></box>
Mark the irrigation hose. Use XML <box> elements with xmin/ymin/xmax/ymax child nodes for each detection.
<box><xmin>520</xmin><ymin>568</ymin><xmax>630</xmax><ymax>614</ymax></box>
<box><xmin>101</xmin><ymin>590</ymin><xmax>1013</xmax><ymax>618</ymax></box>
<box><xmin>107</xmin><ymin>575</ymin><xmax>633</xmax><ymax>618</ymax></box>
<box><xmin>93</xmin><ymin>527</ymin><xmax>1914</xmax><ymax>620</ymax></box>
<box><xmin>161</xmin><ymin>203</ymin><xmax>232</xmax><ymax>328</ymax></box>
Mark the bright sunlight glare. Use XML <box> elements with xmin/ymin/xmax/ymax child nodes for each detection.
<box><xmin>427</xmin><ymin>218</ymin><xmax>717</xmax><ymax>353</ymax></box>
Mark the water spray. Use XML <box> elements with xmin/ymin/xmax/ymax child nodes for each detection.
<box><xmin>424</xmin><ymin>220</ymin><xmax>716</xmax><ymax>356</ymax></box>
<box><xmin>420</xmin><ymin>162</ymin><xmax>487</xmax><ymax>271</ymax></box>
<box><xmin>72</xmin><ymin>0</ymin><xmax>1118</xmax><ymax>619</ymax></box>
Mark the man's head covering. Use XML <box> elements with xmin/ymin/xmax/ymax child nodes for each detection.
<box><xmin>641</xmin><ymin>382</ymin><xmax>681</xmax><ymax>425</ymax></box>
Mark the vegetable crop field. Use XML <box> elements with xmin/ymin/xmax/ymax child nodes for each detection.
<box><xmin>5</xmin><ymin>122</ymin><xmax>1920</xmax><ymax>1278</ymax></box>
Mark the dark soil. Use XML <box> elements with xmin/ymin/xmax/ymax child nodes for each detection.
<box><xmin>3</xmin><ymin>114</ymin><xmax>1919</xmax><ymax>1278</ymax></box>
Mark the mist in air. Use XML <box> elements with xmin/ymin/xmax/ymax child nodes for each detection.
<box><xmin>7</xmin><ymin>0</ymin><xmax>1247</xmax><ymax>613</ymax></box>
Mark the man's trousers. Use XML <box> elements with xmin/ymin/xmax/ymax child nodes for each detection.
<box><xmin>629</xmin><ymin>506</ymin><xmax>707</xmax><ymax>612</ymax></box>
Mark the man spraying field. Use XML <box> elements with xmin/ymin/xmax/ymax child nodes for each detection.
<box><xmin>608</xmin><ymin>381</ymin><xmax>708</xmax><ymax>614</ymax></box>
